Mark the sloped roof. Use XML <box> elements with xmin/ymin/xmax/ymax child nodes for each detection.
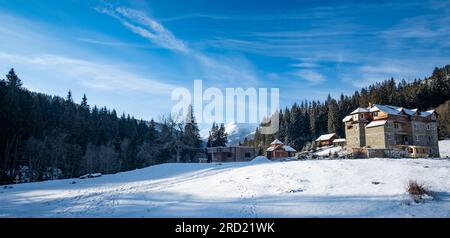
<box><xmin>366</xmin><ymin>120</ymin><xmax>387</xmax><ymax>128</ymax></box>
<box><xmin>315</xmin><ymin>133</ymin><xmax>337</xmax><ymax>141</ymax></box>
<box><xmin>350</xmin><ymin>107</ymin><xmax>369</xmax><ymax>114</ymax></box>
<box><xmin>266</xmin><ymin>147</ymin><xmax>276</xmax><ymax>152</ymax></box>
<box><xmin>266</xmin><ymin>144</ymin><xmax>297</xmax><ymax>152</ymax></box>
<box><xmin>401</xmin><ymin>107</ymin><xmax>418</xmax><ymax>116</ymax></box>
<box><xmin>369</xmin><ymin>104</ymin><xmax>433</xmax><ymax>118</ymax></box>
<box><xmin>283</xmin><ymin>145</ymin><xmax>297</xmax><ymax>152</ymax></box>
<box><xmin>342</xmin><ymin>115</ymin><xmax>353</xmax><ymax>122</ymax></box>
<box><xmin>420</xmin><ymin>109</ymin><xmax>435</xmax><ymax>117</ymax></box>
<box><xmin>369</xmin><ymin>104</ymin><xmax>400</xmax><ymax>115</ymax></box>
<box><xmin>270</xmin><ymin>139</ymin><xmax>283</xmax><ymax>145</ymax></box>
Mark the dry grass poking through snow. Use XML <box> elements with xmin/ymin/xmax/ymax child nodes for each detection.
<box><xmin>407</xmin><ymin>180</ymin><xmax>434</xmax><ymax>203</ymax></box>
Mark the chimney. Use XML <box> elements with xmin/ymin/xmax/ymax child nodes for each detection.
<box><xmin>368</xmin><ymin>102</ymin><xmax>372</xmax><ymax>108</ymax></box>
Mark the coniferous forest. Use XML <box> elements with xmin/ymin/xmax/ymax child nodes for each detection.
<box><xmin>244</xmin><ymin>65</ymin><xmax>450</xmax><ymax>153</ymax></box>
<box><xmin>1</xmin><ymin>65</ymin><xmax>450</xmax><ymax>184</ymax></box>
<box><xmin>0</xmin><ymin>69</ymin><xmax>203</xmax><ymax>184</ymax></box>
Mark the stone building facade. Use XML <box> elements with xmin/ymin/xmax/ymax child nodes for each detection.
<box><xmin>343</xmin><ymin>104</ymin><xmax>439</xmax><ymax>157</ymax></box>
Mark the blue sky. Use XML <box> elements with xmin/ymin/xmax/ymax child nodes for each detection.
<box><xmin>1</xmin><ymin>0</ymin><xmax>450</xmax><ymax>130</ymax></box>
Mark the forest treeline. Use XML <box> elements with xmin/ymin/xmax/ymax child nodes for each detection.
<box><xmin>0</xmin><ymin>69</ymin><xmax>204</xmax><ymax>184</ymax></box>
<box><xmin>1</xmin><ymin>65</ymin><xmax>450</xmax><ymax>184</ymax></box>
<box><xmin>243</xmin><ymin>65</ymin><xmax>450</xmax><ymax>152</ymax></box>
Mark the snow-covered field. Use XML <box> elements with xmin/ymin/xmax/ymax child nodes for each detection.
<box><xmin>1</xmin><ymin>158</ymin><xmax>450</xmax><ymax>217</ymax></box>
<box><xmin>439</xmin><ymin>140</ymin><xmax>450</xmax><ymax>157</ymax></box>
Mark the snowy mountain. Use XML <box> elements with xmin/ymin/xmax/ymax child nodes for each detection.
<box><xmin>224</xmin><ymin>122</ymin><xmax>257</xmax><ymax>145</ymax></box>
<box><xmin>199</xmin><ymin>122</ymin><xmax>257</xmax><ymax>146</ymax></box>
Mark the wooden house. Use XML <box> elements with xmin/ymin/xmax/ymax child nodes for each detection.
<box><xmin>265</xmin><ymin>139</ymin><xmax>297</xmax><ymax>159</ymax></box>
<box><xmin>315</xmin><ymin>133</ymin><xmax>339</xmax><ymax>147</ymax></box>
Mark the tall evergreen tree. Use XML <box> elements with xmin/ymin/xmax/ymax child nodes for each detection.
<box><xmin>182</xmin><ymin>105</ymin><xmax>202</xmax><ymax>162</ymax></box>
<box><xmin>327</xmin><ymin>97</ymin><xmax>338</xmax><ymax>133</ymax></box>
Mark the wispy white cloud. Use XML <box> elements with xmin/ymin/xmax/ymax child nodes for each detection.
<box><xmin>382</xmin><ymin>15</ymin><xmax>450</xmax><ymax>40</ymax></box>
<box><xmin>291</xmin><ymin>62</ymin><xmax>322</xmax><ymax>68</ymax></box>
<box><xmin>76</xmin><ymin>37</ymin><xmax>152</xmax><ymax>48</ymax></box>
<box><xmin>342</xmin><ymin>60</ymin><xmax>428</xmax><ymax>88</ymax></box>
<box><xmin>0</xmin><ymin>52</ymin><xmax>177</xmax><ymax>94</ymax></box>
<box><xmin>293</xmin><ymin>69</ymin><xmax>326</xmax><ymax>84</ymax></box>
<box><xmin>94</xmin><ymin>5</ymin><xmax>188</xmax><ymax>53</ymax></box>
<box><xmin>95</xmin><ymin>4</ymin><xmax>259</xmax><ymax>85</ymax></box>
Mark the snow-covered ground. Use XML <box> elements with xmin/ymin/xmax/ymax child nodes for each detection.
<box><xmin>315</xmin><ymin>146</ymin><xmax>344</xmax><ymax>157</ymax></box>
<box><xmin>439</xmin><ymin>140</ymin><xmax>450</xmax><ymax>158</ymax></box>
<box><xmin>1</xmin><ymin>158</ymin><xmax>449</xmax><ymax>218</ymax></box>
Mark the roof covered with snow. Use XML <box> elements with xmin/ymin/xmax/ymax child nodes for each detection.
<box><xmin>283</xmin><ymin>145</ymin><xmax>297</xmax><ymax>152</ymax></box>
<box><xmin>420</xmin><ymin>110</ymin><xmax>435</xmax><ymax>117</ymax></box>
<box><xmin>266</xmin><ymin>144</ymin><xmax>296</xmax><ymax>152</ymax></box>
<box><xmin>369</xmin><ymin>104</ymin><xmax>434</xmax><ymax>117</ymax></box>
<box><xmin>342</xmin><ymin>115</ymin><xmax>353</xmax><ymax>122</ymax></box>
<box><xmin>315</xmin><ymin>133</ymin><xmax>337</xmax><ymax>141</ymax></box>
<box><xmin>370</xmin><ymin>104</ymin><xmax>400</xmax><ymax>115</ymax></box>
<box><xmin>351</xmin><ymin>107</ymin><xmax>369</xmax><ymax>114</ymax></box>
<box><xmin>366</xmin><ymin>120</ymin><xmax>387</xmax><ymax>128</ymax></box>
<box><xmin>333</xmin><ymin>138</ymin><xmax>346</xmax><ymax>143</ymax></box>
<box><xmin>270</xmin><ymin>139</ymin><xmax>283</xmax><ymax>145</ymax></box>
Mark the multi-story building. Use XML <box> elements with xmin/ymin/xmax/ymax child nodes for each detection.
<box><xmin>343</xmin><ymin>103</ymin><xmax>439</xmax><ymax>158</ymax></box>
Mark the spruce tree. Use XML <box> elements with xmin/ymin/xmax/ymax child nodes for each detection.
<box><xmin>5</xmin><ymin>68</ymin><xmax>22</xmax><ymax>89</ymax></box>
<box><xmin>183</xmin><ymin>106</ymin><xmax>201</xmax><ymax>147</ymax></box>
<box><xmin>327</xmin><ymin>97</ymin><xmax>338</xmax><ymax>133</ymax></box>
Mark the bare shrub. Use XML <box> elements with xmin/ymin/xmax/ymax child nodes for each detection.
<box><xmin>407</xmin><ymin>180</ymin><xmax>434</xmax><ymax>203</ymax></box>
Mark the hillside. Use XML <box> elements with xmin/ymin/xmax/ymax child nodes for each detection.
<box><xmin>1</xmin><ymin>157</ymin><xmax>449</xmax><ymax>218</ymax></box>
<box><xmin>224</xmin><ymin>122</ymin><xmax>256</xmax><ymax>145</ymax></box>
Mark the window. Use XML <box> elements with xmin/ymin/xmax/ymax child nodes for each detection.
<box><xmin>373</xmin><ymin>112</ymin><xmax>378</xmax><ymax>117</ymax></box>
<box><xmin>414</xmin><ymin>124</ymin><xmax>417</xmax><ymax>129</ymax></box>
<box><xmin>360</xmin><ymin>114</ymin><xmax>364</xmax><ymax>119</ymax></box>
<box><xmin>416</xmin><ymin>135</ymin><xmax>420</xmax><ymax>141</ymax></box>
<box><xmin>394</xmin><ymin>123</ymin><xmax>399</xmax><ymax>129</ymax></box>
<box><xmin>427</xmin><ymin>124</ymin><xmax>431</xmax><ymax>130</ymax></box>
<box><xmin>227</xmin><ymin>153</ymin><xmax>232</xmax><ymax>158</ymax></box>
<box><xmin>428</xmin><ymin>136</ymin><xmax>431</xmax><ymax>142</ymax></box>
<box><xmin>245</xmin><ymin>153</ymin><xmax>251</xmax><ymax>158</ymax></box>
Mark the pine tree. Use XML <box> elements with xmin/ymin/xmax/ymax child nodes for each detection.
<box><xmin>327</xmin><ymin>97</ymin><xmax>338</xmax><ymax>133</ymax></box>
<box><xmin>208</xmin><ymin>122</ymin><xmax>228</xmax><ymax>147</ymax></box>
<box><xmin>182</xmin><ymin>105</ymin><xmax>202</xmax><ymax>162</ymax></box>
<box><xmin>81</xmin><ymin>94</ymin><xmax>89</xmax><ymax>110</ymax></box>
<box><xmin>66</xmin><ymin>90</ymin><xmax>73</xmax><ymax>103</ymax></box>
<box><xmin>217</xmin><ymin>123</ymin><xmax>228</xmax><ymax>146</ymax></box>
<box><xmin>5</xmin><ymin>68</ymin><xmax>22</xmax><ymax>89</ymax></box>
